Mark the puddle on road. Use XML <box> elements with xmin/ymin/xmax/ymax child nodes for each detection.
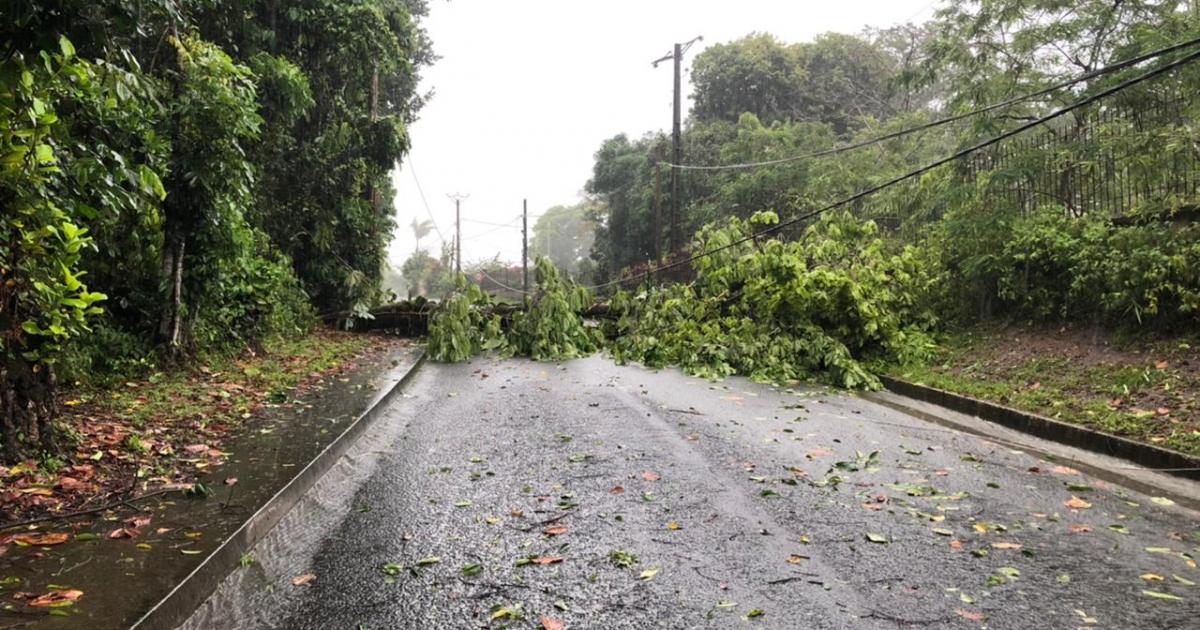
<box><xmin>0</xmin><ymin>345</ymin><xmax>420</xmax><ymax>630</ymax></box>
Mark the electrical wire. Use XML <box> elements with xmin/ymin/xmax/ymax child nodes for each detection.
<box><xmin>474</xmin><ymin>269</ymin><xmax>531</xmax><ymax>294</ymax></box>
<box><xmin>661</xmin><ymin>35</ymin><xmax>1200</xmax><ymax>171</ymax></box>
<box><xmin>407</xmin><ymin>156</ymin><xmax>446</xmax><ymax>245</ymax></box>
<box><xmin>588</xmin><ymin>46</ymin><xmax>1200</xmax><ymax>291</ymax></box>
<box><xmin>462</xmin><ymin>221</ymin><xmax>520</xmax><ymax>242</ymax></box>
<box><xmin>463</xmin><ymin>216</ymin><xmax>521</xmax><ymax>228</ymax></box>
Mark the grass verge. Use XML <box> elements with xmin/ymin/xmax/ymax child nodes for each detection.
<box><xmin>884</xmin><ymin>323</ymin><xmax>1200</xmax><ymax>456</ymax></box>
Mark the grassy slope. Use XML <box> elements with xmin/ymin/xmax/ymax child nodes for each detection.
<box><xmin>884</xmin><ymin>323</ymin><xmax>1200</xmax><ymax>456</ymax></box>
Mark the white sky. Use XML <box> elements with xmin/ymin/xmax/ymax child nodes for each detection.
<box><xmin>387</xmin><ymin>0</ymin><xmax>940</xmax><ymax>267</ymax></box>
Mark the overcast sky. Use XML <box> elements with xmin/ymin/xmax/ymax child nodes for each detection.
<box><xmin>386</xmin><ymin>0</ymin><xmax>941</xmax><ymax>267</ymax></box>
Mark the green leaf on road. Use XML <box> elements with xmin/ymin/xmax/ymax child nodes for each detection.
<box><xmin>1143</xmin><ymin>590</ymin><xmax>1183</xmax><ymax>601</ymax></box>
<box><xmin>864</xmin><ymin>533</ymin><xmax>889</xmax><ymax>544</ymax></box>
<box><xmin>460</xmin><ymin>564</ymin><xmax>483</xmax><ymax>577</ymax></box>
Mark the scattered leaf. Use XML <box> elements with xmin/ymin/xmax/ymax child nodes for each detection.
<box><xmin>641</xmin><ymin>471</ymin><xmax>660</xmax><ymax>481</ymax></box>
<box><xmin>864</xmin><ymin>533</ymin><xmax>889</xmax><ymax>544</ymax></box>
<box><xmin>540</xmin><ymin>617</ymin><xmax>565</xmax><ymax>630</ymax></box>
<box><xmin>639</xmin><ymin>567</ymin><xmax>660</xmax><ymax>581</ymax></box>
<box><xmin>1142</xmin><ymin>590</ymin><xmax>1183</xmax><ymax>601</ymax></box>
<box><xmin>9</xmin><ymin>533</ymin><xmax>69</xmax><ymax>546</ymax></box>
<box><xmin>460</xmin><ymin>564</ymin><xmax>483</xmax><ymax>577</ymax></box>
<box><xmin>28</xmin><ymin>589</ymin><xmax>83</xmax><ymax>608</ymax></box>
<box><xmin>292</xmin><ymin>574</ymin><xmax>316</xmax><ymax>586</ymax></box>
<box><xmin>1065</xmin><ymin>496</ymin><xmax>1092</xmax><ymax>510</ymax></box>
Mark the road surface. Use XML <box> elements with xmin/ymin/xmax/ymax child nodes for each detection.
<box><xmin>184</xmin><ymin>356</ymin><xmax>1200</xmax><ymax>629</ymax></box>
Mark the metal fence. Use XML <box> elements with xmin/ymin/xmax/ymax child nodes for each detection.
<box><xmin>961</xmin><ymin>92</ymin><xmax>1200</xmax><ymax>218</ymax></box>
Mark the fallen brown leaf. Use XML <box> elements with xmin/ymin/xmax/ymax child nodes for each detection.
<box><xmin>292</xmin><ymin>574</ymin><xmax>316</xmax><ymax>586</ymax></box>
<box><xmin>9</xmin><ymin>533</ymin><xmax>69</xmax><ymax>546</ymax></box>
<box><xmin>543</xmin><ymin>525</ymin><xmax>568</xmax><ymax>537</ymax></box>
<box><xmin>530</xmin><ymin>556</ymin><xmax>563</xmax><ymax>565</ymax></box>
<box><xmin>28</xmin><ymin>589</ymin><xmax>83</xmax><ymax>607</ymax></box>
<box><xmin>955</xmin><ymin>609</ymin><xmax>984</xmax><ymax>622</ymax></box>
<box><xmin>1065</xmin><ymin>496</ymin><xmax>1092</xmax><ymax>510</ymax></box>
<box><xmin>609</xmin><ymin>485</ymin><xmax>625</xmax><ymax>494</ymax></box>
<box><xmin>641</xmin><ymin>471</ymin><xmax>660</xmax><ymax>481</ymax></box>
<box><xmin>124</xmin><ymin>516</ymin><xmax>151</xmax><ymax>528</ymax></box>
<box><xmin>540</xmin><ymin>617</ymin><xmax>565</xmax><ymax>630</ymax></box>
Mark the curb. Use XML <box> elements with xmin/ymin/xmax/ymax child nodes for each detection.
<box><xmin>130</xmin><ymin>349</ymin><xmax>427</xmax><ymax>630</ymax></box>
<box><xmin>876</xmin><ymin>374</ymin><xmax>1200</xmax><ymax>482</ymax></box>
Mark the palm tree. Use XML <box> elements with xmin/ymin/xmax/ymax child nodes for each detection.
<box><xmin>410</xmin><ymin>218</ymin><xmax>434</xmax><ymax>255</ymax></box>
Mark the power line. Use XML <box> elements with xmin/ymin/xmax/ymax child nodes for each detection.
<box><xmin>462</xmin><ymin>221</ymin><xmax>520</xmax><ymax>242</ymax></box>
<box><xmin>406</xmin><ymin>157</ymin><xmax>446</xmax><ymax>244</ymax></box>
<box><xmin>462</xmin><ymin>216</ymin><xmax>521</xmax><ymax>228</ymax></box>
<box><xmin>662</xmin><ymin>35</ymin><xmax>1200</xmax><ymax>172</ymax></box>
<box><xmin>589</xmin><ymin>45</ymin><xmax>1200</xmax><ymax>291</ymax></box>
<box><xmin>475</xmin><ymin>269</ymin><xmax>531</xmax><ymax>295</ymax></box>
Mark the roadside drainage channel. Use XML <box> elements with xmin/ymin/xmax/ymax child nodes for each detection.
<box><xmin>865</xmin><ymin>376</ymin><xmax>1200</xmax><ymax>511</ymax></box>
<box><xmin>128</xmin><ymin>348</ymin><xmax>426</xmax><ymax>630</ymax></box>
<box><xmin>0</xmin><ymin>343</ymin><xmax>424</xmax><ymax>630</ymax></box>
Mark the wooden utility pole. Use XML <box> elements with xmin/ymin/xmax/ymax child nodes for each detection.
<box><xmin>447</xmin><ymin>193</ymin><xmax>468</xmax><ymax>273</ymax></box>
<box><xmin>653</xmin><ymin>142</ymin><xmax>664</xmax><ymax>263</ymax></box>
<box><xmin>652</xmin><ymin>36</ymin><xmax>701</xmax><ymax>258</ymax></box>
<box><xmin>522</xmin><ymin>199</ymin><xmax>529</xmax><ymax>294</ymax></box>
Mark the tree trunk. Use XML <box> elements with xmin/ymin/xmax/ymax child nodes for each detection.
<box><xmin>159</xmin><ymin>238</ymin><xmax>186</xmax><ymax>358</ymax></box>
<box><xmin>1</xmin><ymin>359</ymin><xmax>57</xmax><ymax>463</ymax></box>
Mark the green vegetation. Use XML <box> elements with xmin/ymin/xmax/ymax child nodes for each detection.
<box><xmin>430</xmin><ymin>215</ymin><xmax>931</xmax><ymax>390</ymax></box>
<box><xmin>1</xmin><ymin>1</ymin><xmax>430</xmax><ymax>462</ymax></box>
<box><xmin>886</xmin><ymin>325</ymin><xmax>1200</xmax><ymax>455</ymax></box>
<box><xmin>427</xmin><ymin>259</ymin><xmax>599</xmax><ymax>363</ymax></box>
<box><xmin>71</xmin><ymin>331</ymin><xmax>376</xmax><ymax>433</ymax></box>
<box><xmin>582</xmin><ymin>0</ymin><xmax>1200</xmax><ymax>334</ymax></box>
<box><xmin>607</xmin><ymin>211</ymin><xmax>931</xmax><ymax>389</ymax></box>
<box><xmin>429</xmin><ymin>0</ymin><xmax>1200</xmax><ymax>457</ymax></box>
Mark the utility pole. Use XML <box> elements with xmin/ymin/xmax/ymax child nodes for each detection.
<box><xmin>652</xmin><ymin>36</ymin><xmax>702</xmax><ymax>258</ymax></box>
<box><xmin>653</xmin><ymin>142</ymin><xmax>664</xmax><ymax>263</ymax></box>
<box><xmin>522</xmin><ymin>199</ymin><xmax>529</xmax><ymax>294</ymax></box>
<box><xmin>447</xmin><ymin>193</ymin><xmax>469</xmax><ymax>273</ymax></box>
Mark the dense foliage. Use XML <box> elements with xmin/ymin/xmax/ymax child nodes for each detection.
<box><xmin>1</xmin><ymin>0</ymin><xmax>430</xmax><ymax>461</ymax></box>
<box><xmin>427</xmin><ymin>259</ymin><xmax>600</xmax><ymax>363</ymax></box>
<box><xmin>583</xmin><ymin>0</ymin><xmax>1200</xmax><ymax>336</ymax></box>
<box><xmin>607</xmin><ymin>212</ymin><xmax>931</xmax><ymax>388</ymax></box>
<box><xmin>429</xmin><ymin>216</ymin><xmax>930</xmax><ymax>390</ymax></box>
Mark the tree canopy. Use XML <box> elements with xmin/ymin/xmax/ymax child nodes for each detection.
<box><xmin>1</xmin><ymin>0</ymin><xmax>431</xmax><ymax>461</ymax></box>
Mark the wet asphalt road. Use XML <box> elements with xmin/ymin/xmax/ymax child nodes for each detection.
<box><xmin>184</xmin><ymin>357</ymin><xmax>1200</xmax><ymax>629</ymax></box>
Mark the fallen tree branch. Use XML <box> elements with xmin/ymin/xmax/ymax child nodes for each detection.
<box><xmin>0</xmin><ymin>487</ymin><xmax>185</xmax><ymax>532</ymax></box>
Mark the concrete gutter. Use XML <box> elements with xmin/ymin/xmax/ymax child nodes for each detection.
<box><xmin>874</xmin><ymin>374</ymin><xmax>1200</xmax><ymax>482</ymax></box>
<box><xmin>130</xmin><ymin>350</ymin><xmax>426</xmax><ymax>630</ymax></box>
